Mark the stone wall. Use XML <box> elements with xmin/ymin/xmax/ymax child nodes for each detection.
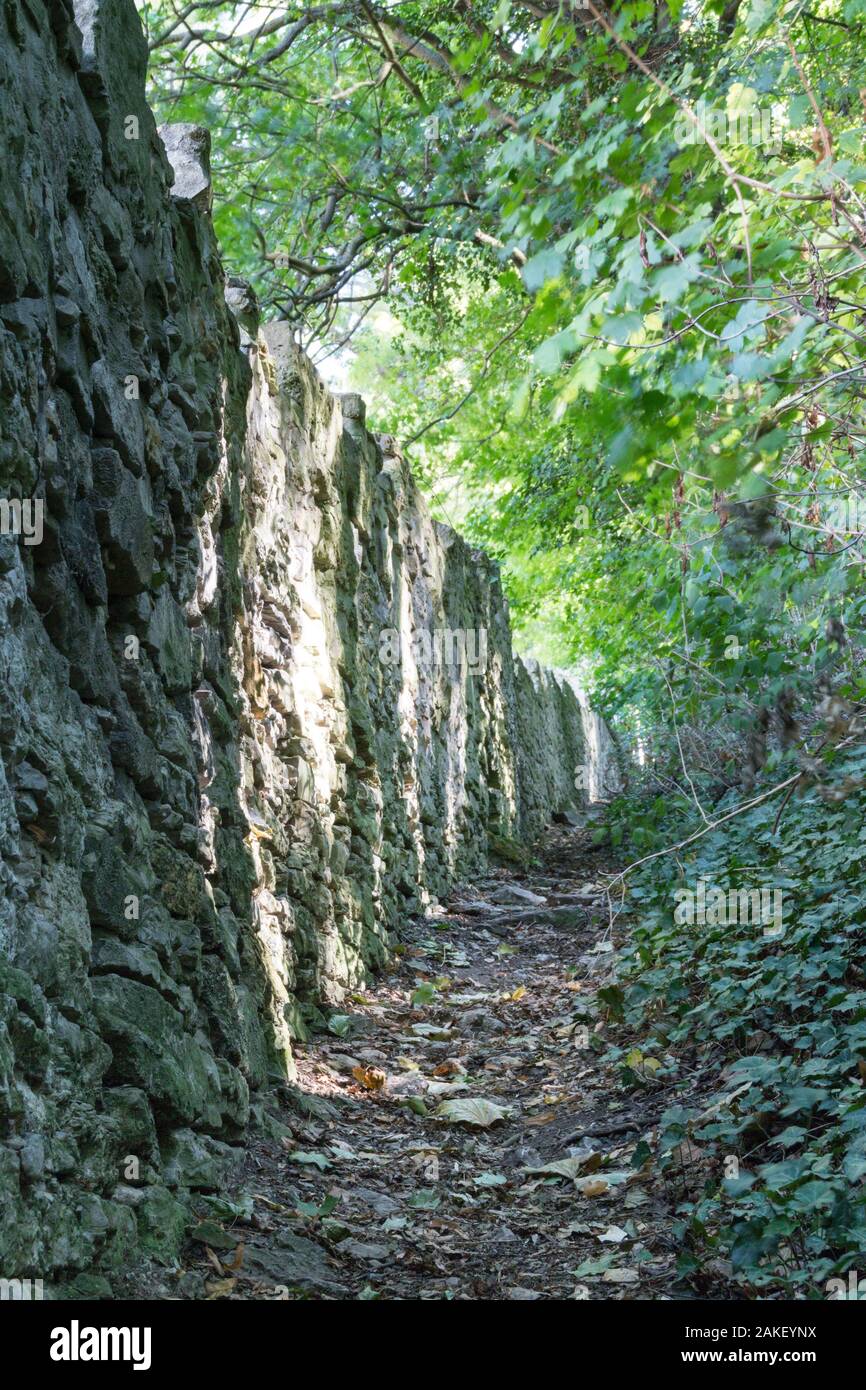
<box><xmin>572</xmin><ymin>684</ymin><xmax>624</xmax><ymax>802</ymax></box>
<box><xmin>0</xmin><ymin>0</ymin><xmax>586</xmax><ymax>1286</ymax></box>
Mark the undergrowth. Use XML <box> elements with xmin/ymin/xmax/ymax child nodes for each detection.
<box><xmin>604</xmin><ymin>756</ymin><xmax>866</xmax><ymax>1297</ymax></box>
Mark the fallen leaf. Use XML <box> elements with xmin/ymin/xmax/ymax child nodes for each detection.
<box><xmin>407</xmin><ymin>1188</ymin><xmax>440</xmax><ymax>1210</ymax></box>
<box><xmin>205</xmin><ymin>1278</ymin><xmax>237</xmax><ymax>1299</ymax></box>
<box><xmin>474</xmin><ymin>1172</ymin><xmax>509</xmax><ymax>1187</ymax></box>
<box><xmin>577</xmin><ymin>1179</ymin><xmax>609</xmax><ymax>1197</ymax></box>
<box><xmin>435</xmin><ymin>1097</ymin><xmax>510</xmax><ymax>1128</ymax></box>
<box><xmin>598</xmin><ymin>1225</ymin><xmax>628</xmax><ymax>1243</ymax></box>
<box><xmin>411</xmin><ymin>1023</ymin><xmax>453</xmax><ymax>1040</ymax></box>
<box><xmin>401</xmin><ymin>1097</ymin><xmax>428</xmax><ymax>1116</ymax></box>
<box><xmin>426</xmin><ymin>1079</ymin><xmax>469</xmax><ymax>1098</ymax></box>
<box><xmin>432</xmin><ymin>1059</ymin><xmax>463</xmax><ymax>1077</ymax></box>
<box><xmin>224</xmin><ymin>1242</ymin><xmax>245</xmax><ymax>1270</ymax></box>
<box><xmin>382</xmin><ymin>1215</ymin><xmax>409</xmax><ymax>1232</ymax></box>
<box><xmin>560</xmin><ymin>1221</ymin><xmax>592</xmax><ymax>1238</ymax></box>
<box><xmin>287</xmin><ymin>1150</ymin><xmax>332</xmax><ymax>1170</ymax></box>
<box><xmin>339</xmin><ymin>1239</ymin><xmax>390</xmax><ymax>1261</ymax></box>
<box><xmin>352</xmin><ymin>1065</ymin><xmax>386</xmax><ymax>1091</ymax></box>
<box><xmin>524</xmin><ymin>1154</ymin><xmax>601</xmax><ymax>1181</ymax></box>
<box><xmin>252</xmin><ymin>1193</ymin><xmax>287</xmax><ymax>1213</ymax></box>
<box><xmin>189</xmin><ymin>1221</ymin><xmax>236</xmax><ymax>1251</ymax></box>
<box><xmin>669</xmin><ymin>1139</ymin><xmax>705</xmax><ymax>1166</ymax></box>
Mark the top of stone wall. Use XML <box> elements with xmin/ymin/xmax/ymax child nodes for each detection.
<box><xmin>157</xmin><ymin>123</ymin><xmax>213</xmax><ymax>211</ymax></box>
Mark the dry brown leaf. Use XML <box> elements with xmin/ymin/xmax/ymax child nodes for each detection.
<box><xmin>252</xmin><ymin>1192</ymin><xmax>289</xmax><ymax>1213</ymax></box>
<box><xmin>670</xmin><ymin>1138</ymin><xmax>706</xmax><ymax>1166</ymax></box>
<box><xmin>25</xmin><ymin>824</ymin><xmax>53</xmax><ymax>845</ymax></box>
<box><xmin>433</xmin><ymin>1059</ymin><xmax>463</xmax><ymax>1076</ymax></box>
<box><xmin>205</xmin><ymin>1278</ymin><xmax>237</xmax><ymax>1299</ymax></box>
<box><xmin>577</xmin><ymin>1178</ymin><xmax>609</xmax><ymax>1197</ymax></box>
<box><xmin>352</xmin><ymin>1065</ymin><xmax>386</xmax><ymax>1091</ymax></box>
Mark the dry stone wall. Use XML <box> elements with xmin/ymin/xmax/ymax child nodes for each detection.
<box><xmin>0</xmin><ymin>0</ymin><xmax>586</xmax><ymax>1287</ymax></box>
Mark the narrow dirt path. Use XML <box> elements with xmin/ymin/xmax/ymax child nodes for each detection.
<box><xmin>166</xmin><ymin>825</ymin><xmax>731</xmax><ymax>1301</ymax></box>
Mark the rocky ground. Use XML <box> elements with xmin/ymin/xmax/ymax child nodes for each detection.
<box><xmin>138</xmin><ymin>823</ymin><xmax>732</xmax><ymax>1302</ymax></box>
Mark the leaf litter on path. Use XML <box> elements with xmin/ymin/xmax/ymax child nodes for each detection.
<box><xmin>151</xmin><ymin>826</ymin><xmax>736</xmax><ymax>1302</ymax></box>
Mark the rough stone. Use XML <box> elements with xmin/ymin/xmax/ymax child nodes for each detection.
<box><xmin>0</xmin><ymin>0</ymin><xmax>608</xmax><ymax>1284</ymax></box>
<box><xmin>157</xmin><ymin>123</ymin><xmax>213</xmax><ymax>211</ymax></box>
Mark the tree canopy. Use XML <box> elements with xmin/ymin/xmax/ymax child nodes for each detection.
<box><xmin>140</xmin><ymin>0</ymin><xmax>866</xmax><ymax>742</ymax></box>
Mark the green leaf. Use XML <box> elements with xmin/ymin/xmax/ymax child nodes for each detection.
<box><xmin>288</xmin><ymin>1151</ymin><xmax>331</xmax><ymax>1171</ymax></box>
<box><xmin>407</xmin><ymin>1188</ymin><xmax>441</xmax><ymax>1210</ymax></box>
<box><xmin>522</xmin><ymin>248</ymin><xmax>565</xmax><ymax>293</ymax></box>
<box><xmin>474</xmin><ymin>1172</ymin><xmax>509</xmax><ymax>1187</ymax></box>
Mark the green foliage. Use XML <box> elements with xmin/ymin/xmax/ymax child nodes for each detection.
<box><xmin>610</xmin><ymin>755</ymin><xmax>866</xmax><ymax>1293</ymax></box>
<box><xmin>138</xmin><ymin>5</ymin><xmax>866</xmax><ymax>736</ymax></box>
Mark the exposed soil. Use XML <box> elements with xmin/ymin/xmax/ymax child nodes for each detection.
<box><xmin>147</xmin><ymin>824</ymin><xmax>734</xmax><ymax>1301</ymax></box>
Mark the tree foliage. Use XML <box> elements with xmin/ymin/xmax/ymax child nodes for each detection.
<box><xmin>141</xmin><ymin>0</ymin><xmax>866</xmax><ymax>728</ymax></box>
